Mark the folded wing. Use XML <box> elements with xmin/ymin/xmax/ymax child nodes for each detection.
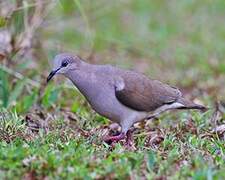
<box><xmin>115</xmin><ymin>71</ymin><xmax>182</xmax><ymax>111</ymax></box>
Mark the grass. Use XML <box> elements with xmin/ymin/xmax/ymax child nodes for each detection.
<box><xmin>0</xmin><ymin>109</ymin><xmax>225</xmax><ymax>179</ymax></box>
<box><xmin>0</xmin><ymin>0</ymin><xmax>225</xmax><ymax>179</ymax></box>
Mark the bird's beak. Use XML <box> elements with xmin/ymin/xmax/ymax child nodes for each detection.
<box><xmin>47</xmin><ymin>68</ymin><xmax>60</xmax><ymax>83</ymax></box>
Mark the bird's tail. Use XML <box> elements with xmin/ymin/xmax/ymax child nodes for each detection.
<box><xmin>177</xmin><ymin>97</ymin><xmax>208</xmax><ymax>112</ymax></box>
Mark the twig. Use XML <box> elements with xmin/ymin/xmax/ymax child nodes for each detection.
<box><xmin>0</xmin><ymin>65</ymin><xmax>40</xmax><ymax>88</ymax></box>
<box><xmin>6</xmin><ymin>0</ymin><xmax>56</xmax><ymax>14</ymax></box>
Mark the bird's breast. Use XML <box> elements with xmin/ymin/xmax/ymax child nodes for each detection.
<box><xmin>68</xmin><ymin>71</ymin><xmax>126</xmax><ymax>122</ymax></box>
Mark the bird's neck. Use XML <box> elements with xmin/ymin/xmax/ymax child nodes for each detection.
<box><xmin>65</xmin><ymin>62</ymin><xmax>96</xmax><ymax>93</ymax></box>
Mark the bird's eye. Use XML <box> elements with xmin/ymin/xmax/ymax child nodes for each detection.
<box><xmin>61</xmin><ymin>61</ymin><xmax>68</xmax><ymax>67</ymax></box>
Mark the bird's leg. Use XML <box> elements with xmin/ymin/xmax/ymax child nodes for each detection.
<box><xmin>104</xmin><ymin>119</ymin><xmax>135</xmax><ymax>145</ymax></box>
<box><xmin>125</xmin><ymin>130</ymin><xmax>133</xmax><ymax>146</ymax></box>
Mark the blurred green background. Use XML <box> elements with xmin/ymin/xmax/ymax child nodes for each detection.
<box><xmin>0</xmin><ymin>0</ymin><xmax>225</xmax><ymax>111</ymax></box>
<box><xmin>0</xmin><ymin>0</ymin><xmax>225</xmax><ymax>179</ymax></box>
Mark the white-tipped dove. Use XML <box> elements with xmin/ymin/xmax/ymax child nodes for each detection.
<box><xmin>47</xmin><ymin>53</ymin><xmax>207</xmax><ymax>144</ymax></box>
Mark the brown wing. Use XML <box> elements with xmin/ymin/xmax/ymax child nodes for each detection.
<box><xmin>115</xmin><ymin>71</ymin><xmax>182</xmax><ymax>111</ymax></box>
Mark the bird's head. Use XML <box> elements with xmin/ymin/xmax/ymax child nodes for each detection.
<box><xmin>47</xmin><ymin>53</ymin><xmax>82</xmax><ymax>82</ymax></box>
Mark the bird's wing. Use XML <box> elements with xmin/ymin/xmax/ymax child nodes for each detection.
<box><xmin>115</xmin><ymin>71</ymin><xmax>182</xmax><ymax>111</ymax></box>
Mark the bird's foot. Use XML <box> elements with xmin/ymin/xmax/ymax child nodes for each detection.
<box><xmin>125</xmin><ymin>130</ymin><xmax>133</xmax><ymax>146</ymax></box>
<box><xmin>124</xmin><ymin>130</ymin><xmax>136</xmax><ymax>150</ymax></box>
<box><xmin>104</xmin><ymin>130</ymin><xmax>136</xmax><ymax>150</ymax></box>
<box><xmin>104</xmin><ymin>132</ymin><xmax>126</xmax><ymax>144</ymax></box>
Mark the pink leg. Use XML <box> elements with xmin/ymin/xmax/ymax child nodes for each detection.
<box><xmin>125</xmin><ymin>130</ymin><xmax>133</xmax><ymax>146</ymax></box>
<box><xmin>104</xmin><ymin>132</ymin><xmax>126</xmax><ymax>144</ymax></box>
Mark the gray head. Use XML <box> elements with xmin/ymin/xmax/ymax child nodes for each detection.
<box><xmin>47</xmin><ymin>53</ymin><xmax>82</xmax><ymax>82</ymax></box>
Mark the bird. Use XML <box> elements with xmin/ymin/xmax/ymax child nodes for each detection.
<box><xmin>47</xmin><ymin>53</ymin><xmax>207</xmax><ymax>145</ymax></box>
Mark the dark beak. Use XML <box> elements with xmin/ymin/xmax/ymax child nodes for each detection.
<box><xmin>47</xmin><ymin>68</ymin><xmax>60</xmax><ymax>83</ymax></box>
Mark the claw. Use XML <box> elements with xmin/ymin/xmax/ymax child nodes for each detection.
<box><xmin>103</xmin><ymin>129</ymin><xmax>136</xmax><ymax>150</ymax></box>
<box><xmin>104</xmin><ymin>132</ymin><xmax>126</xmax><ymax>144</ymax></box>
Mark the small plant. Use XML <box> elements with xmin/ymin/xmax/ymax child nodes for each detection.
<box><xmin>0</xmin><ymin>109</ymin><xmax>26</xmax><ymax>143</ymax></box>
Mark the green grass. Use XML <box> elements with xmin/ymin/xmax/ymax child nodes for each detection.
<box><xmin>0</xmin><ymin>109</ymin><xmax>225</xmax><ymax>179</ymax></box>
<box><xmin>0</xmin><ymin>0</ymin><xmax>225</xmax><ymax>179</ymax></box>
